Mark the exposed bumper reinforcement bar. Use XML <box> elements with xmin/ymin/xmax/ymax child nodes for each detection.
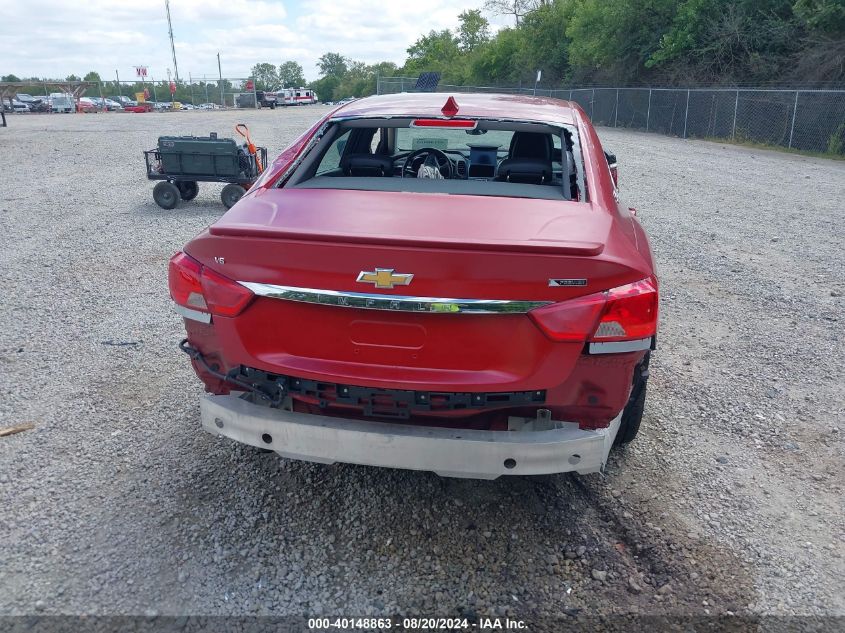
<box><xmin>200</xmin><ymin>394</ymin><xmax>621</xmax><ymax>479</ymax></box>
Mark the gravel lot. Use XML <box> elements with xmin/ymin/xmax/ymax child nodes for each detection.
<box><xmin>0</xmin><ymin>108</ymin><xmax>843</xmax><ymax>624</ymax></box>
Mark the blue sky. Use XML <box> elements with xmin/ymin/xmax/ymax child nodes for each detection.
<box><xmin>1</xmin><ymin>0</ymin><xmax>504</xmax><ymax>82</ymax></box>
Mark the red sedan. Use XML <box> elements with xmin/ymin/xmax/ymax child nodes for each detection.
<box><xmin>169</xmin><ymin>93</ymin><xmax>658</xmax><ymax>478</ymax></box>
<box><xmin>125</xmin><ymin>102</ymin><xmax>153</xmax><ymax>113</ymax></box>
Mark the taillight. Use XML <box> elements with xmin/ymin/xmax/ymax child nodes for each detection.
<box><xmin>200</xmin><ymin>267</ymin><xmax>254</xmax><ymax>317</ymax></box>
<box><xmin>589</xmin><ymin>278</ymin><xmax>658</xmax><ymax>342</ymax></box>
<box><xmin>168</xmin><ymin>252</ymin><xmax>254</xmax><ymax>318</ymax></box>
<box><xmin>529</xmin><ymin>277</ymin><xmax>658</xmax><ymax>344</ymax></box>
<box><xmin>168</xmin><ymin>252</ymin><xmax>207</xmax><ymax>311</ymax></box>
<box><xmin>528</xmin><ymin>293</ymin><xmax>606</xmax><ymax>342</ymax></box>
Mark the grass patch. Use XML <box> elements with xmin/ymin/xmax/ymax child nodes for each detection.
<box><xmin>700</xmin><ymin>136</ymin><xmax>845</xmax><ymax>161</ymax></box>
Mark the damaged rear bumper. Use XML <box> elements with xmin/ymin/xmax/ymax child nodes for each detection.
<box><xmin>200</xmin><ymin>393</ymin><xmax>621</xmax><ymax>479</ymax></box>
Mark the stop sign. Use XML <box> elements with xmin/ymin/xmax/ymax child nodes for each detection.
<box><xmin>169</xmin><ymin>82</ymin><xmax>176</xmax><ymax>95</ymax></box>
<box><xmin>245</xmin><ymin>80</ymin><xmax>254</xmax><ymax>91</ymax></box>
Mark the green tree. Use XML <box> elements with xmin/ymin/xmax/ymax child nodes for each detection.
<box><xmin>458</xmin><ymin>9</ymin><xmax>491</xmax><ymax>51</ymax></box>
<box><xmin>66</xmin><ymin>74</ymin><xmax>81</xmax><ymax>81</ymax></box>
<box><xmin>566</xmin><ymin>0</ymin><xmax>676</xmax><ymax>83</ymax></box>
<box><xmin>278</xmin><ymin>61</ymin><xmax>305</xmax><ymax>87</ymax></box>
<box><xmin>469</xmin><ymin>28</ymin><xmax>529</xmax><ymax>84</ymax></box>
<box><xmin>518</xmin><ymin>1</ymin><xmax>574</xmax><ymax>83</ymax></box>
<box><xmin>318</xmin><ymin>53</ymin><xmax>349</xmax><ymax>77</ymax></box>
<box><xmin>403</xmin><ymin>30</ymin><xmax>466</xmax><ymax>83</ymax></box>
<box><xmin>646</xmin><ymin>0</ymin><xmax>799</xmax><ymax>83</ymax></box>
<box><xmin>2</xmin><ymin>74</ymin><xmax>21</xmax><ymax>82</ymax></box>
<box><xmin>484</xmin><ymin>0</ymin><xmax>535</xmax><ymax>26</ymax></box>
<box><xmin>83</xmin><ymin>71</ymin><xmax>101</xmax><ymax>82</ymax></box>
<box><xmin>250</xmin><ymin>62</ymin><xmax>279</xmax><ymax>90</ymax></box>
<box><xmin>793</xmin><ymin>0</ymin><xmax>845</xmax><ymax>33</ymax></box>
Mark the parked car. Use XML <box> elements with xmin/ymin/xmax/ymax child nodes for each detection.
<box><xmin>9</xmin><ymin>98</ymin><xmax>30</xmax><ymax>114</ymax></box>
<box><xmin>77</xmin><ymin>97</ymin><xmax>98</xmax><ymax>113</ymax></box>
<box><xmin>90</xmin><ymin>97</ymin><xmax>124</xmax><ymax>111</ymax></box>
<box><xmin>113</xmin><ymin>96</ymin><xmax>137</xmax><ymax>108</ymax></box>
<box><xmin>169</xmin><ymin>93</ymin><xmax>658</xmax><ymax>479</ymax></box>
<box><xmin>49</xmin><ymin>93</ymin><xmax>74</xmax><ymax>113</ymax></box>
<box><xmin>125</xmin><ymin>102</ymin><xmax>153</xmax><ymax>113</ymax></box>
<box><xmin>15</xmin><ymin>94</ymin><xmax>50</xmax><ymax>112</ymax></box>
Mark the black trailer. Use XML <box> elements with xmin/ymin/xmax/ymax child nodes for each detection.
<box><xmin>144</xmin><ymin>133</ymin><xmax>267</xmax><ymax>209</ymax></box>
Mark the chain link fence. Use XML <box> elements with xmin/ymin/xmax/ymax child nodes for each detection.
<box><xmin>377</xmin><ymin>77</ymin><xmax>845</xmax><ymax>155</ymax></box>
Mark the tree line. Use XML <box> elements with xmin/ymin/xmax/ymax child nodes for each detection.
<box><xmin>4</xmin><ymin>0</ymin><xmax>842</xmax><ymax>103</ymax></box>
<box><xmin>308</xmin><ymin>0</ymin><xmax>844</xmax><ymax>100</ymax></box>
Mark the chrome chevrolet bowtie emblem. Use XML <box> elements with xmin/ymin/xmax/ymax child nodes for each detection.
<box><xmin>356</xmin><ymin>268</ymin><xmax>414</xmax><ymax>289</ymax></box>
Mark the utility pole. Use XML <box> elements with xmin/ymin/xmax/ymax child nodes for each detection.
<box><xmin>217</xmin><ymin>53</ymin><xmax>224</xmax><ymax>107</ymax></box>
<box><xmin>115</xmin><ymin>70</ymin><xmax>121</xmax><ymax>97</ymax></box>
<box><xmin>165</xmin><ymin>0</ymin><xmax>180</xmax><ymax>83</ymax></box>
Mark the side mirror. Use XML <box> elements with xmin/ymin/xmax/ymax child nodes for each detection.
<box><xmin>604</xmin><ymin>150</ymin><xmax>618</xmax><ymax>187</ymax></box>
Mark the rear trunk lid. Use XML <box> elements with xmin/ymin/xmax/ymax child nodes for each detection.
<box><xmin>185</xmin><ymin>188</ymin><xmax>650</xmax><ymax>391</ymax></box>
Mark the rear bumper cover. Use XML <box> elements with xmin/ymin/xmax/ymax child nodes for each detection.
<box><xmin>200</xmin><ymin>393</ymin><xmax>621</xmax><ymax>479</ymax></box>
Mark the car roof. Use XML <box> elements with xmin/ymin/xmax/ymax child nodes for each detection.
<box><xmin>331</xmin><ymin>92</ymin><xmax>579</xmax><ymax>126</ymax></box>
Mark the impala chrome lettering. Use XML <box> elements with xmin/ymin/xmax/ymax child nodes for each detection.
<box><xmin>357</xmin><ymin>268</ymin><xmax>414</xmax><ymax>289</ymax></box>
<box><xmin>549</xmin><ymin>279</ymin><xmax>588</xmax><ymax>287</ymax></box>
<box><xmin>239</xmin><ymin>282</ymin><xmax>551</xmax><ymax>314</ymax></box>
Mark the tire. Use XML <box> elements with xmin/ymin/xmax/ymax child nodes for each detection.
<box><xmin>177</xmin><ymin>181</ymin><xmax>199</xmax><ymax>201</ymax></box>
<box><xmin>221</xmin><ymin>183</ymin><xmax>247</xmax><ymax>209</ymax></box>
<box><xmin>152</xmin><ymin>181</ymin><xmax>180</xmax><ymax>209</ymax></box>
<box><xmin>270</xmin><ymin>102</ymin><xmax>276</xmax><ymax>110</ymax></box>
<box><xmin>614</xmin><ymin>352</ymin><xmax>650</xmax><ymax>446</ymax></box>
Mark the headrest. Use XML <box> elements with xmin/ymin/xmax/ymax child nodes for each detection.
<box><xmin>341</xmin><ymin>154</ymin><xmax>393</xmax><ymax>177</ymax></box>
<box><xmin>496</xmin><ymin>158</ymin><xmax>554</xmax><ymax>184</ymax></box>
<box><xmin>509</xmin><ymin>132</ymin><xmax>553</xmax><ymax>161</ymax></box>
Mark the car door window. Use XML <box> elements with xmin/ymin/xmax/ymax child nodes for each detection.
<box><xmin>315</xmin><ymin>130</ymin><xmax>351</xmax><ymax>175</ymax></box>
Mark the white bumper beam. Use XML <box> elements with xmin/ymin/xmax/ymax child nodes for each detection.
<box><xmin>200</xmin><ymin>394</ymin><xmax>620</xmax><ymax>480</ymax></box>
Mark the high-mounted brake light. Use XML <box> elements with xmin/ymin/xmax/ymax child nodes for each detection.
<box><xmin>168</xmin><ymin>252</ymin><xmax>254</xmax><ymax>320</ymax></box>
<box><xmin>529</xmin><ymin>277</ymin><xmax>658</xmax><ymax>348</ymax></box>
<box><xmin>410</xmin><ymin>118</ymin><xmax>477</xmax><ymax>129</ymax></box>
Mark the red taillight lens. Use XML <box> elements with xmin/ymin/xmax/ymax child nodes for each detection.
<box><xmin>528</xmin><ymin>293</ymin><xmax>606</xmax><ymax>342</ymax></box>
<box><xmin>168</xmin><ymin>252</ymin><xmax>253</xmax><ymax>318</ymax></box>
<box><xmin>529</xmin><ymin>277</ymin><xmax>658</xmax><ymax>343</ymax></box>
<box><xmin>169</xmin><ymin>252</ymin><xmax>207</xmax><ymax>311</ymax></box>
<box><xmin>200</xmin><ymin>267</ymin><xmax>254</xmax><ymax>317</ymax></box>
<box><xmin>589</xmin><ymin>278</ymin><xmax>658</xmax><ymax>342</ymax></box>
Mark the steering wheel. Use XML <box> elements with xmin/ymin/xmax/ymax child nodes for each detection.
<box><xmin>402</xmin><ymin>148</ymin><xmax>454</xmax><ymax>179</ymax></box>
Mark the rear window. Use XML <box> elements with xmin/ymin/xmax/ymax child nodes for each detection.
<box><xmin>285</xmin><ymin>118</ymin><xmax>583</xmax><ymax>201</ymax></box>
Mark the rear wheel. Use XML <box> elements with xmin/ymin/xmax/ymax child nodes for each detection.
<box><xmin>177</xmin><ymin>181</ymin><xmax>199</xmax><ymax>201</ymax></box>
<box><xmin>153</xmin><ymin>181</ymin><xmax>180</xmax><ymax>209</ymax></box>
<box><xmin>614</xmin><ymin>352</ymin><xmax>650</xmax><ymax>446</ymax></box>
<box><xmin>221</xmin><ymin>183</ymin><xmax>247</xmax><ymax>209</ymax></box>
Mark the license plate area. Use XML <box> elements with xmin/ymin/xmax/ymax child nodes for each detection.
<box><xmin>234</xmin><ymin>366</ymin><xmax>546</xmax><ymax>419</ymax></box>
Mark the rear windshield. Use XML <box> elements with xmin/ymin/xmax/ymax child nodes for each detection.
<box><xmin>284</xmin><ymin>117</ymin><xmax>584</xmax><ymax>201</ymax></box>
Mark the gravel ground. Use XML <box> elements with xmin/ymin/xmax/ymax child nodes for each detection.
<box><xmin>0</xmin><ymin>108</ymin><xmax>843</xmax><ymax>624</ymax></box>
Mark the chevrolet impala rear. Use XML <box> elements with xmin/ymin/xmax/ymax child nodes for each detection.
<box><xmin>169</xmin><ymin>93</ymin><xmax>658</xmax><ymax>479</ymax></box>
